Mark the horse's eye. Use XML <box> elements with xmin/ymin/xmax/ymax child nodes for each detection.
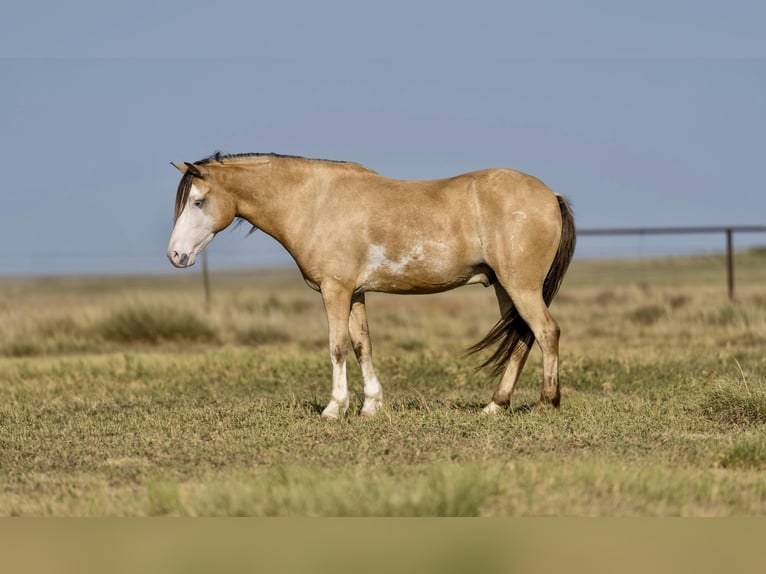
<box><xmin>193</xmin><ymin>199</ymin><xmax>204</xmax><ymax>208</ymax></box>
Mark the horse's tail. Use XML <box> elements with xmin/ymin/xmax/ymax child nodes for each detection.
<box><xmin>467</xmin><ymin>195</ymin><xmax>576</xmax><ymax>378</ymax></box>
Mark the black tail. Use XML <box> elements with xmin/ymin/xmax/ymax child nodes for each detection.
<box><xmin>467</xmin><ymin>196</ymin><xmax>576</xmax><ymax>378</ymax></box>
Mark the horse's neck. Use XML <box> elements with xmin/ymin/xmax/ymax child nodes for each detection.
<box><xmin>230</xmin><ymin>162</ymin><xmax>324</xmax><ymax>250</ymax></box>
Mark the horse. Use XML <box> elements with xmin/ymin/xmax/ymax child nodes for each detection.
<box><xmin>167</xmin><ymin>152</ymin><xmax>576</xmax><ymax>418</ymax></box>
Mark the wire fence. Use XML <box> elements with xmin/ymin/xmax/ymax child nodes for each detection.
<box><xmin>577</xmin><ymin>225</ymin><xmax>766</xmax><ymax>300</ymax></box>
<box><xmin>2</xmin><ymin>225</ymin><xmax>765</xmax><ymax>301</ymax></box>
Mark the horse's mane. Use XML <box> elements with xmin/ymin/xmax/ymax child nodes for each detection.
<box><xmin>194</xmin><ymin>151</ymin><xmax>372</xmax><ymax>170</ymax></box>
<box><xmin>174</xmin><ymin>171</ymin><xmax>195</xmax><ymax>222</ymax></box>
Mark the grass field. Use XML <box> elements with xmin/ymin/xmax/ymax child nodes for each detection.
<box><xmin>1</xmin><ymin>250</ymin><xmax>765</xmax><ymax>516</ymax></box>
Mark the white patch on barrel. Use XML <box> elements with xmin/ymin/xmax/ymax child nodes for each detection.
<box><xmin>362</xmin><ymin>241</ymin><xmax>449</xmax><ymax>280</ymax></box>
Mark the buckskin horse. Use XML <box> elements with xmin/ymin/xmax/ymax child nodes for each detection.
<box><xmin>167</xmin><ymin>153</ymin><xmax>575</xmax><ymax>418</ymax></box>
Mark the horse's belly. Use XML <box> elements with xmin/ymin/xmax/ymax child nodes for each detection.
<box><xmin>360</xmin><ymin>276</ymin><xmax>466</xmax><ymax>294</ymax></box>
<box><xmin>357</xmin><ymin>242</ymin><xmax>493</xmax><ymax>294</ymax></box>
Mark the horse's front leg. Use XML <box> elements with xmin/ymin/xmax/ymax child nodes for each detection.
<box><xmin>349</xmin><ymin>293</ymin><xmax>383</xmax><ymax>416</ymax></box>
<box><xmin>320</xmin><ymin>282</ymin><xmax>353</xmax><ymax>419</ymax></box>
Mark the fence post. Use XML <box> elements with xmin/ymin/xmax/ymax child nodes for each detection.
<box><xmin>202</xmin><ymin>251</ymin><xmax>211</xmax><ymax>311</ymax></box>
<box><xmin>726</xmin><ymin>228</ymin><xmax>734</xmax><ymax>302</ymax></box>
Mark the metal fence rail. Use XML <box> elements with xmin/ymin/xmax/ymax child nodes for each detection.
<box><xmin>577</xmin><ymin>225</ymin><xmax>766</xmax><ymax>301</ymax></box>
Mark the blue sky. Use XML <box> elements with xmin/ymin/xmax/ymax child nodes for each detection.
<box><xmin>2</xmin><ymin>1</ymin><xmax>766</xmax><ymax>275</ymax></box>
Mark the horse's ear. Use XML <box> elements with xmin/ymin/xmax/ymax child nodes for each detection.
<box><xmin>170</xmin><ymin>162</ymin><xmax>207</xmax><ymax>178</ymax></box>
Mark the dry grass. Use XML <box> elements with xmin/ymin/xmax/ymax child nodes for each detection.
<box><xmin>0</xmin><ymin>249</ymin><xmax>765</xmax><ymax>516</ymax></box>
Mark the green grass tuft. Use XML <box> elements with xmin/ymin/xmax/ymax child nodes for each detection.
<box><xmin>718</xmin><ymin>437</ymin><xmax>766</xmax><ymax>470</ymax></box>
<box><xmin>699</xmin><ymin>379</ymin><xmax>766</xmax><ymax>426</ymax></box>
<box><xmin>627</xmin><ymin>305</ymin><xmax>666</xmax><ymax>326</ymax></box>
<box><xmin>4</xmin><ymin>339</ymin><xmax>42</xmax><ymax>357</ymax></box>
<box><xmin>235</xmin><ymin>325</ymin><xmax>293</xmax><ymax>346</ymax></box>
<box><xmin>701</xmin><ymin>306</ymin><xmax>752</xmax><ymax>327</ymax></box>
<box><xmin>96</xmin><ymin>305</ymin><xmax>217</xmax><ymax>344</ymax></box>
<box><xmin>147</xmin><ymin>479</ymin><xmax>184</xmax><ymax>516</ymax></box>
<box><xmin>1</xmin><ymin>317</ymin><xmax>93</xmax><ymax>357</ymax></box>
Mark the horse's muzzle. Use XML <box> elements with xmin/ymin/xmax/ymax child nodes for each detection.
<box><xmin>168</xmin><ymin>250</ymin><xmax>192</xmax><ymax>268</ymax></box>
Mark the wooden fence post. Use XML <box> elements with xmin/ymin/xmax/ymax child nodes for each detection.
<box><xmin>202</xmin><ymin>251</ymin><xmax>211</xmax><ymax>311</ymax></box>
<box><xmin>726</xmin><ymin>228</ymin><xmax>734</xmax><ymax>302</ymax></box>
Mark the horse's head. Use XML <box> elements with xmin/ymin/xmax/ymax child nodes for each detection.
<box><xmin>167</xmin><ymin>162</ymin><xmax>237</xmax><ymax>268</ymax></box>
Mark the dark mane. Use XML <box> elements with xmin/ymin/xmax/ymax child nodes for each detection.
<box><xmin>193</xmin><ymin>151</ymin><xmax>367</xmax><ymax>169</ymax></box>
<box><xmin>174</xmin><ymin>171</ymin><xmax>195</xmax><ymax>222</ymax></box>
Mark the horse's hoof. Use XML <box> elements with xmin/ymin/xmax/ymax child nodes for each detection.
<box><xmin>360</xmin><ymin>397</ymin><xmax>382</xmax><ymax>417</ymax></box>
<box><xmin>532</xmin><ymin>397</ymin><xmax>561</xmax><ymax>412</ymax></box>
<box><xmin>482</xmin><ymin>401</ymin><xmax>504</xmax><ymax>415</ymax></box>
<box><xmin>321</xmin><ymin>400</ymin><xmax>345</xmax><ymax>419</ymax></box>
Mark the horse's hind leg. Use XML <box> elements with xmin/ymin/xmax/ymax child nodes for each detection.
<box><xmin>349</xmin><ymin>293</ymin><xmax>383</xmax><ymax>416</ymax></box>
<box><xmin>483</xmin><ymin>283</ymin><xmax>533</xmax><ymax>414</ymax></box>
<box><xmin>506</xmin><ymin>286</ymin><xmax>561</xmax><ymax>408</ymax></box>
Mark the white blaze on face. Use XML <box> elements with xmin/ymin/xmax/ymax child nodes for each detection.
<box><xmin>167</xmin><ymin>184</ymin><xmax>216</xmax><ymax>268</ymax></box>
